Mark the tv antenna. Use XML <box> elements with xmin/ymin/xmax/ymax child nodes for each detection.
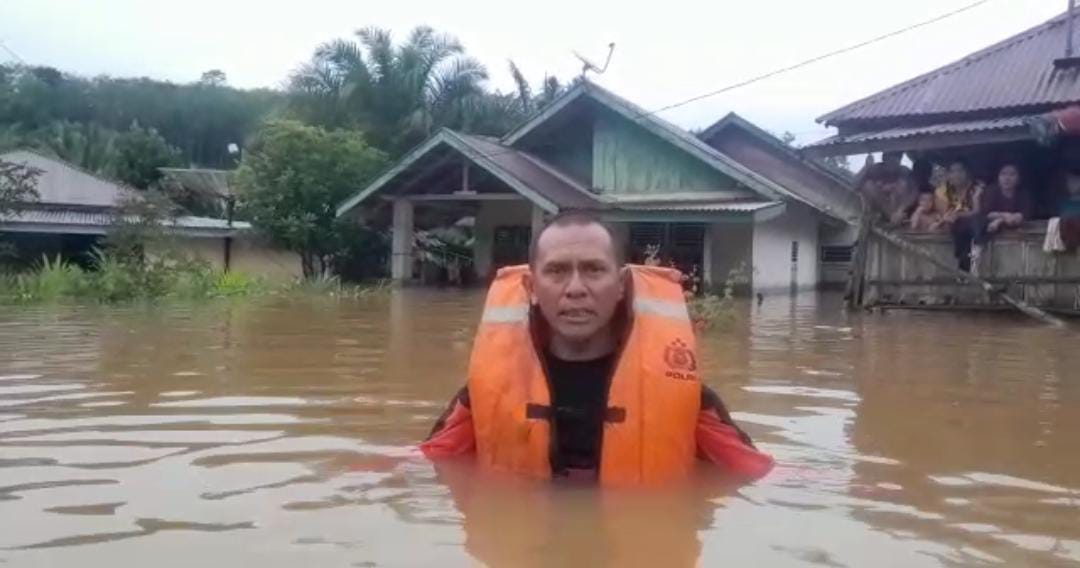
<box><xmin>573</xmin><ymin>42</ymin><xmax>615</xmax><ymax>78</ymax></box>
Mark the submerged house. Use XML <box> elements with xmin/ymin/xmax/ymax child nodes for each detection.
<box><xmin>337</xmin><ymin>80</ymin><xmax>856</xmax><ymax>293</ymax></box>
<box><xmin>0</xmin><ymin>150</ymin><xmax>300</xmax><ymax>279</ymax></box>
<box><xmin>807</xmin><ymin>10</ymin><xmax>1080</xmax><ymax>311</ymax></box>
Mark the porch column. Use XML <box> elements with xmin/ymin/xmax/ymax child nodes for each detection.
<box><xmin>390</xmin><ymin>198</ymin><xmax>414</xmax><ymax>282</ymax></box>
<box><xmin>608</xmin><ymin>222</ymin><xmax>630</xmax><ymax>262</ymax></box>
<box><xmin>474</xmin><ymin>202</ymin><xmax>494</xmax><ymax>280</ymax></box>
<box><xmin>702</xmin><ymin>224</ymin><xmax>714</xmax><ymax>289</ymax></box>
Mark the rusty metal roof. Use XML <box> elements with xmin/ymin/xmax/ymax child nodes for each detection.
<box><xmin>0</xmin><ymin>150</ymin><xmax>133</xmax><ymax>207</ymax></box>
<box><xmin>336</xmin><ymin>129</ymin><xmax>603</xmax><ymax>216</ymax></box>
<box><xmin>818</xmin><ymin>12</ymin><xmax>1080</xmax><ymax>126</ymax></box>
<box><xmin>452</xmin><ymin>133</ymin><xmax>603</xmax><ymax>210</ymax></box>
<box><xmin>0</xmin><ymin>208</ymin><xmax>250</xmax><ymax>236</ymax></box>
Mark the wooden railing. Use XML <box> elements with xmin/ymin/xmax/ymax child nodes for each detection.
<box><xmin>864</xmin><ymin>222</ymin><xmax>1080</xmax><ymax>311</ymax></box>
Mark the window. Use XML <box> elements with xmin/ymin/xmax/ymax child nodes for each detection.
<box><xmin>820</xmin><ymin>245</ymin><xmax>853</xmax><ymax>264</ymax></box>
<box><xmin>629</xmin><ymin>223</ymin><xmax>703</xmax><ymax>269</ymax></box>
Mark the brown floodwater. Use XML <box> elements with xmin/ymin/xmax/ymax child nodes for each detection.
<box><xmin>0</xmin><ymin>291</ymin><xmax>1078</xmax><ymax>567</ymax></box>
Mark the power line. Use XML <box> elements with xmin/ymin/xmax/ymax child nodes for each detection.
<box><xmin>644</xmin><ymin>0</ymin><xmax>998</xmax><ymax>117</ymax></box>
<box><xmin>448</xmin><ymin>0</ymin><xmax>1002</xmax><ymax>165</ymax></box>
<box><xmin>0</xmin><ymin>39</ymin><xmax>28</xmax><ymax>65</ymax></box>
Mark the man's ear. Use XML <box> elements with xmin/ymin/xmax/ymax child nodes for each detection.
<box><xmin>523</xmin><ymin>269</ymin><xmax>538</xmax><ymax>306</ymax></box>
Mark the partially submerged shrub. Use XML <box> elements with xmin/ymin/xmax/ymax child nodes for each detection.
<box><xmin>688</xmin><ymin>263</ymin><xmax>750</xmax><ymax>332</ymax></box>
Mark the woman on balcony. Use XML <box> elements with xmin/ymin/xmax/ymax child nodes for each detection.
<box><xmin>968</xmin><ymin>163</ymin><xmax>1032</xmax><ymax>275</ymax></box>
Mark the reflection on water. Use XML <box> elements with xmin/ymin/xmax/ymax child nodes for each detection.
<box><xmin>0</xmin><ymin>291</ymin><xmax>1078</xmax><ymax>567</ymax></box>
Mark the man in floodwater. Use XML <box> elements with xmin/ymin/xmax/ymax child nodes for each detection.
<box><xmin>421</xmin><ymin>211</ymin><xmax>773</xmax><ymax>485</ymax></box>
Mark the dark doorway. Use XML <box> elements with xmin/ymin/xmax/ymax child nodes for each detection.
<box><xmin>492</xmin><ymin>226</ymin><xmax>531</xmax><ymax>269</ymax></box>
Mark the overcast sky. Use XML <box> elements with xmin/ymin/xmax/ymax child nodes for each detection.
<box><xmin>0</xmin><ymin>0</ymin><xmax>1066</xmax><ymax>145</ymax></box>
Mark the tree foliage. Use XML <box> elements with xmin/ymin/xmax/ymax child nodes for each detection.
<box><xmin>111</xmin><ymin>123</ymin><xmax>182</xmax><ymax>188</ymax></box>
<box><xmin>288</xmin><ymin>26</ymin><xmax>492</xmax><ymax>154</ymax></box>
<box><xmin>0</xmin><ymin>159</ymin><xmax>42</xmax><ymax>263</ymax></box>
<box><xmin>0</xmin><ymin>159</ymin><xmax>41</xmax><ymax>216</ymax></box>
<box><xmin>0</xmin><ymin>64</ymin><xmax>281</xmax><ymax>169</ymax></box>
<box><xmin>234</xmin><ymin>120</ymin><xmax>387</xmax><ymax>278</ymax></box>
<box><xmin>287</xmin><ymin>28</ymin><xmax>568</xmax><ymax>156</ymax></box>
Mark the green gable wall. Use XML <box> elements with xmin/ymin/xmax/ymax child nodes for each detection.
<box><xmin>592</xmin><ymin>109</ymin><xmax>738</xmax><ymax>195</ymax></box>
<box><xmin>516</xmin><ymin>114</ymin><xmax>594</xmax><ymax>187</ymax></box>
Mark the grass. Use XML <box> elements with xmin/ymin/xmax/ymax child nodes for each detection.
<box><xmin>0</xmin><ymin>251</ymin><xmax>388</xmax><ymax>305</ymax></box>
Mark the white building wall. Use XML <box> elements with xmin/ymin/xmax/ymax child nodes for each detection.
<box><xmin>151</xmin><ymin>236</ymin><xmax>302</xmax><ymax>281</ymax></box>
<box><xmin>704</xmin><ymin>223</ymin><xmax>753</xmax><ymax>291</ymax></box>
<box><xmin>751</xmin><ymin>203</ymin><xmax>820</xmax><ymax>292</ymax></box>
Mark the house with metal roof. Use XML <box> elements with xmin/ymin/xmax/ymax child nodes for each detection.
<box><xmin>0</xmin><ymin>150</ymin><xmax>300</xmax><ymax>279</ymax></box>
<box><xmin>807</xmin><ymin>10</ymin><xmax>1080</xmax><ymax>313</ymax></box>
<box><xmin>337</xmin><ymin>80</ymin><xmax>855</xmax><ymax>292</ymax></box>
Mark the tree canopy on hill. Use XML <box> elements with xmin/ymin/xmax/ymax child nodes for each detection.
<box><xmin>0</xmin><ymin>65</ymin><xmax>282</xmax><ymax>171</ymax></box>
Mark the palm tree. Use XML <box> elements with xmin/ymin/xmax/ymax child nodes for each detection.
<box><xmin>508</xmin><ymin>61</ymin><xmax>566</xmax><ymax>115</ymax></box>
<box><xmin>288</xmin><ymin>26</ymin><xmax>489</xmax><ymax>154</ymax></box>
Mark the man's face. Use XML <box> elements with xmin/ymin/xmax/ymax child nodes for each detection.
<box><xmin>526</xmin><ymin>222</ymin><xmax>625</xmax><ymax>343</ymax></box>
<box><xmin>916</xmin><ymin>192</ymin><xmax>934</xmax><ymax>212</ymax></box>
<box><xmin>948</xmin><ymin>162</ymin><xmax>970</xmax><ymax>188</ymax></box>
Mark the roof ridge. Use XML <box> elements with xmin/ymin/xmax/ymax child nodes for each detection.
<box><xmin>818</xmin><ymin>11</ymin><xmax>1068</xmax><ymax>124</ymax></box>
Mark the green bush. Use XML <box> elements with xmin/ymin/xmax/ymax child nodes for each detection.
<box><xmin>0</xmin><ymin>249</ymin><xmax>385</xmax><ymax>305</ymax></box>
<box><xmin>0</xmin><ymin>255</ymin><xmax>88</xmax><ymax>303</ymax></box>
<box><xmin>688</xmin><ymin>263</ymin><xmax>750</xmax><ymax>332</ymax></box>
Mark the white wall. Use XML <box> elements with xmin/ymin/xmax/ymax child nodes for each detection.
<box><xmin>231</xmin><ymin>236</ymin><xmax>303</xmax><ymax>281</ymax></box>
<box><xmin>705</xmin><ymin>222</ymin><xmax>753</xmax><ymax>291</ymax></box>
<box><xmin>151</xmin><ymin>235</ymin><xmax>302</xmax><ymax>282</ymax></box>
<box><xmin>751</xmin><ymin>202</ymin><xmax>820</xmax><ymax>292</ymax></box>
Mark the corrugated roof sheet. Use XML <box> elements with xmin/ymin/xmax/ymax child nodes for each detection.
<box><xmin>0</xmin><ymin>208</ymin><xmax>250</xmax><ymax>235</ymax></box>
<box><xmin>612</xmin><ymin>200</ymin><xmax>780</xmax><ymax>213</ymax></box>
<box><xmin>811</xmin><ymin>116</ymin><xmax>1033</xmax><ymax>147</ymax></box>
<box><xmin>819</xmin><ymin>12</ymin><xmax>1080</xmax><ymax>125</ymax></box>
<box><xmin>159</xmin><ymin>168</ymin><xmax>232</xmax><ymax>197</ymax></box>
<box><xmin>0</xmin><ymin>150</ymin><xmax>134</xmax><ymax>207</ymax></box>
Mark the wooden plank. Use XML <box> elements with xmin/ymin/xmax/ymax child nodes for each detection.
<box><xmin>869</xmin><ymin>226</ymin><xmax>1066</xmax><ymax>327</ymax></box>
<box><xmin>1023</xmin><ymin>238</ymin><xmax>1058</xmax><ymax>306</ymax></box>
<box><xmin>868</xmin><ymin>276</ymin><xmax>1080</xmax><ymax>285</ymax></box>
<box><xmin>846</xmin><ymin>201</ymin><xmax>873</xmax><ymax>309</ymax></box>
<box><xmin>1055</xmin><ymin>251</ymin><xmax>1080</xmax><ymax>308</ymax></box>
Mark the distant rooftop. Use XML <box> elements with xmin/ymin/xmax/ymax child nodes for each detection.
<box><xmin>1</xmin><ymin>149</ymin><xmax>133</xmax><ymax>207</ymax></box>
<box><xmin>0</xmin><ymin>150</ymin><xmax>246</xmax><ymax>237</ymax></box>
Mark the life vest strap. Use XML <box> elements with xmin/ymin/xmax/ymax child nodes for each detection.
<box><xmin>524</xmin><ymin>403</ymin><xmax>626</xmax><ymax>423</ymax></box>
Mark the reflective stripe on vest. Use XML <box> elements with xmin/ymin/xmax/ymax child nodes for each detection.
<box><xmin>467</xmin><ymin>264</ymin><xmax>701</xmax><ymax>486</ymax></box>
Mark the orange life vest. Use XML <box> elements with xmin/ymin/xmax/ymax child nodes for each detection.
<box><xmin>467</xmin><ymin>264</ymin><xmax>702</xmax><ymax>486</ymax></box>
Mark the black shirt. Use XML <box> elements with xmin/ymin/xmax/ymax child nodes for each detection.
<box><xmin>543</xmin><ymin>351</ymin><xmax>615</xmax><ymax>472</ymax></box>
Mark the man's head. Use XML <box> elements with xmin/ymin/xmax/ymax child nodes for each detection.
<box><xmin>916</xmin><ymin>191</ymin><xmax>935</xmax><ymax>212</ymax></box>
<box><xmin>947</xmin><ymin>159</ymin><xmax>971</xmax><ymax>189</ymax></box>
<box><xmin>525</xmin><ymin>211</ymin><xmax>625</xmax><ymax>353</ymax></box>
